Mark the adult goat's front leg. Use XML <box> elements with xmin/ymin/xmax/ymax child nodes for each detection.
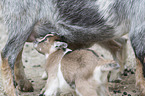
<box><xmin>1</xmin><ymin>55</ymin><xmax>17</xmax><ymax>96</ymax></box>
<box><xmin>14</xmin><ymin>49</ymin><xmax>33</xmax><ymax>92</ymax></box>
<box><xmin>1</xmin><ymin>24</ymin><xmax>34</xmax><ymax>96</ymax></box>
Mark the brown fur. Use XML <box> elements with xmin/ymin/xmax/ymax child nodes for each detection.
<box><xmin>98</xmin><ymin>38</ymin><xmax>127</xmax><ymax>81</ymax></box>
<box><xmin>68</xmin><ymin>42</ymin><xmax>95</xmax><ymax>50</ymax></box>
<box><xmin>136</xmin><ymin>58</ymin><xmax>145</xmax><ymax>96</ymax></box>
<box><xmin>1</xmin><ymin>57</ymin><xmax>17</xmax><ymax>96</ymax></box>
<box><xmin>34</xmin><ymin>36</ymin><xmax>119</xmax><ymax>96</ymax></box>
<box><xmin>61</xmin><ymin>50</ymin><xmax>115</xmax><ymax>96</ymax></box>
<box><xmin>75</xmin><ymin>78</ymin><xmax>98</xmax><ymax>96</ymax></box>
<box><xmin>35</xmin><ymin>36</ymin><xmax>59</xmax><ymax>54</ymax></box>
<box><xmin>14</xmin><ymin>50</ymin><xmax>33</xmax><ymax>92</ymax></box>
<box><xmin>1</xmin><ymin>49</ymin><xmax>33</xmax><ymax>96</ymax></box>
<box><xmin>61</xmin><ymin>50</ymin><xmax>104</xmax><ymax>81</ymax></box>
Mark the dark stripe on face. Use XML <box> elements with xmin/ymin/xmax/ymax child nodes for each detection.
<box><xmin>86</xmin><ymin>49</ymin><xmax>99</xmax><ymax>57</ymax></box>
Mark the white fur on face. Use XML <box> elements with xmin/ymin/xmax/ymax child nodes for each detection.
<box><xmin>55</xmin><ymin>41</ymin><xmax>68</xmax><ymax>49</ymax></box>
<box><xmin>49</xmin><ymin>41</ymin><xmax>68</xmax><ymax>54</ymax></box>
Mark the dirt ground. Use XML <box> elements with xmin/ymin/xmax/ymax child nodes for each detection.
<box><xmin>0</xmin><ymin>13</ymin><xmax>141</xmax><ymax>96</ymax></box>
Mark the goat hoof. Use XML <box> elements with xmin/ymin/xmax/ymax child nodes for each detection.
<box><xmin>17</xmin><ymin>79</ymin><xmax>34</xmax><ymax>92</ymax></box>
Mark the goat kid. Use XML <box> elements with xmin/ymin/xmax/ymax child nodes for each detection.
<box><xmin>34</xmin><ymin>35</ymin><xmax>120</xmax><ymax>96</ymax></box>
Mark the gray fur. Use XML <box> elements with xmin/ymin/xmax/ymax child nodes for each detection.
<box><xmin>1</xmin><ymin>0</ymin><xmax>145</xmax><ymax>76</ymax></box>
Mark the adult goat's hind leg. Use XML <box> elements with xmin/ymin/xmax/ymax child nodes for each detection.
<box><xmin>1</xmin><ymin>40</ymin><xmax>24</xmax><ymax>96</ymax></box>
<box><xmin>98</xmin><ymin>38</ymin><xmax>128</xmax><ymax>81</ymax></box>
<box><xmin>14</xmin><ymin>49</ymin><xmax>33</xmax><ymax>92</ymax></box>
<box><xmin>130</xmin><ymin>22</ymin><xmax>145</xmax><ymax>95</ymax></box>
<box><xmin>1</xmin><ymin>26</ymin><xmax>34</xmax><ymax>96</ymax></box>
<box><xmin>1</xmin><ymin>55</ymin><xmax>17</xmax><ymax>96</ymax></box>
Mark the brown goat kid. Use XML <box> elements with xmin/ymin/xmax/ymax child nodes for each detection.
<box><xmin>34</xmin><ymin>34</ymin><xmax>120</xmax><ymax>96</ymax></box>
